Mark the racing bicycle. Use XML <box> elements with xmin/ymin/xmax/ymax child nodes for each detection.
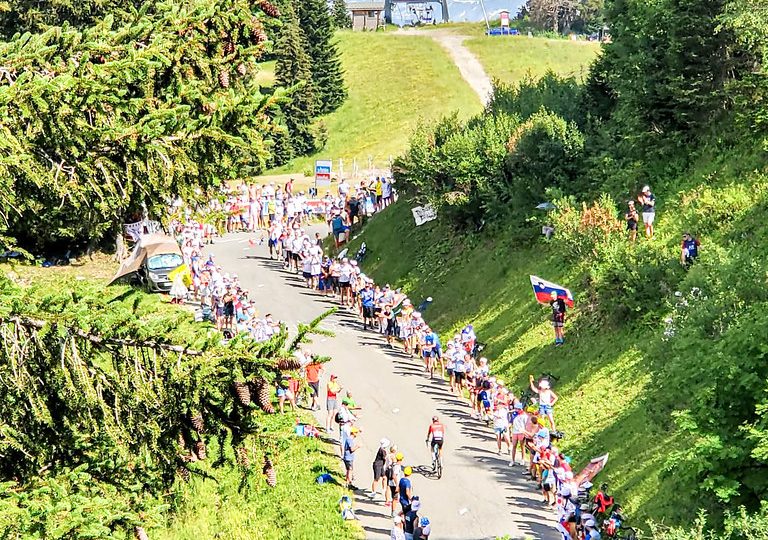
<box><xmin>428</xmin><ymin>440</ymin><xmax>443</xmax><ymax>479</ymax></box>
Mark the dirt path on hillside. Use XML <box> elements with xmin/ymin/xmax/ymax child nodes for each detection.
<box><xmin>395</xmin><ymin>29</ymin><xmax>493</xmax><ymax>106</ymax></box>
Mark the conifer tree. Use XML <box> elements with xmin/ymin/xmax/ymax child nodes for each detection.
<box><xmin>332</xmin><ymin>0</ymin><xmax>351</xmax><ymax>29</ymax></box>
<box><xmin>274</xmin><ymin>2</ymin><xmax>319</xmax><ymax>155</ymax></box>
<box><xmin>295</xmin><ymin>0</ymin><xmax>347</xmax><ymax>114</ymax></box>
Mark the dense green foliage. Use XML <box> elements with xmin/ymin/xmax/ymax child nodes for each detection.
<box><xmin>386</xmin><ymin>0</ymin><xmax>768</xmax><ymax>533</ymax></box>
<box><xmin>0</xmin><ymin>269</ymin><xmax>346</xmax><ymax>537</ymax></box>
<box><xmin>296</xmin><ymin>0</ymin><xmax>347</xmax><ymax>114</ymax></box>
<box><xmin>332</xmin><ymin>0</ymin><xmax>352</xmax><ymax>29</ymax></box>
<box><xmin>522</xmin><ymin>0</ymin><xmax>605</xmax><ymax>34</ymax></box>
<box><xmin>0</xmin><ymin>0</ymin><xmax>347</xmax><ymax>253</ymax></box>
<box><xmin>274</xmin><ymin>2</ymin><xmax>320</xmax><ymax>158</ymax></box>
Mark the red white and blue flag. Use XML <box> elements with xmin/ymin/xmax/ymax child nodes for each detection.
<box><xmin>530</xmin><ymin>275</ymin><xmax>574</xmax><ymax>307</ymax></box>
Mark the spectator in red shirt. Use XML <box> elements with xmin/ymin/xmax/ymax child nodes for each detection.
<box><xmin>305</xmin><ymin>360</ymin><xmax>323</xmax><ymax>412</ymax></box>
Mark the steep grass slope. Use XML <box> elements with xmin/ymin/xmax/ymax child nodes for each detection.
<box><xmin>346</xmin><ymin>142</ymin><xmax>768</xmax><ymax>528</ymax></box>
<box><xmin>268</xmin><ymin>28</ymin><xmax>599</xmax><ymax>176</ymax></box>
<box><xmin>465</xmin><ymin>36</ymin><xmax>600</xmax><ymax>84</ymax></box>
<box><xmin>269</xmin><ymin>30</ymin><xmax>482</xmax><ymax>175</ymax></box>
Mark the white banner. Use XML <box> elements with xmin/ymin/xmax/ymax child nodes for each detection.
<box><xmin>124</xmin><ymin>220</ymin><xmax>162</xmax><ymax>241</ymax></box>
<box><xmin>411</xmin><ymin>205</ymin><xmax>437</xmax><ymax>226</ymax></box>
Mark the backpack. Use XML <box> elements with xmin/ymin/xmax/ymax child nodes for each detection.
<box><xmin>334</xmin><ymin>411</ymin><xmax>344</xmax><ymax>424</ymax></box>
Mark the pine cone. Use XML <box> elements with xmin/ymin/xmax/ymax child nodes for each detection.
<box><xmin>253</xmin><ymin>379</ymin><xmax>275</xmax><ymax>414</ymax></box>
<box><xmin>237</xmin><ymin>63</ymin><xmax>247</xmax><ymax>76</ymax></box>
<box><xmin>177</xmin><ymin>432</ymin><xmax>186</xmax><ymax>449</ymax></box>
<box><xmin>277</xmin><ymin>357</ymin><xmax>302</xmax><ymax>371</ymax></box>
<box><xmin>236</xmin><ymin>446</ymin><xmax>250</xmax><ymax>468</ymax></box>
<box><xmin>190</xmin><ymin>413</ymin><xmax>204</xmax><ymax>433</ymax></box>
<box><xmin>134</xmin><ymin>526</ymin><xmax>149</xmax><ymax>540</ymax></box>
<box><xmin>218</xmin><ymin>70</ymin><xmax>230</xmax><ymax>89</ymax></box>
<box><xmin>224</xmin><ymin>41</ymin><xmax>235</xmax><ymax>56</ymax></box>
<box><xmin>258</xmin><ymin>0</ymin><xmax>281</xmax><ymax>18</ymax></box>
<box><xmin>177</xmin><ymin>466</ymin><xmax>191</xmax><ymax>483</ymax></box>
<box><xmin>194</xmin><ymin>440</ymin><xmax>207</xmax><ymax>460</ymax></box>
<box><xmin>263</xmin><ymin>455</ymin><xmax>277</xmax><ymax>487</ymax></box>
<box><xmin>250</xmin><ymin>17</ymin><xmax>266</xmax><ymax>44</ymax></box>
<box><xmin>233</xmin><ymin>381</ymin><xmax>251</xmax><ymax>406</ymax></box>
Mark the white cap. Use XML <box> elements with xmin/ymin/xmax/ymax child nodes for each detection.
<box><xmin>393</xmin><ymin>515</ymin><xmax>403</xmax><ymax>524</ymax></box>
<box><xmin>539</xmin><ymin>380</ymin><xmax>551</xmax><ymax>389</ymax></box>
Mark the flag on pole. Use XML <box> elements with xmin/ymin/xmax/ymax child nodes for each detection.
<box><xmin>530</xmin><ymin>275</ymin><xmax>574</xmax><ymax>307</ymax></box>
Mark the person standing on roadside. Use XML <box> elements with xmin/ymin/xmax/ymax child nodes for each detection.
<box><xmin>391</xmin><ymin>515</ymin><xmax>406</xmax><ymax>540</ymax></box>
<box><xmin>625</xmin><ymin>200</ymin><xmax>639</xmax><ymax>242</ymax></box>
<box><xmin>343</xmin><ymin>426</ymin><xmax>362</xmax><ymax>489</ymax></box>
<box><xmin>325</xmin><ymin>375</ymin><xmax>342</xmax><ymax>433</ymax></box>
<box><xmin>398</xmin><ymin>466</ymin><xmax>414</xmax><ymax>514</ymax></box>
<box><xmin>304</xmin><ymin>358</ymin><xmax>323</xmax><ymax>411</ymax></box>
<box><xmin>372</xmin><ymin>438</ymin><xmax>390</xmax><ymax>499</ymax></box>
<box><xmin>638</xmin><ymin>185</ymin><xmax>656</xmax><ymax>238</ymax></box>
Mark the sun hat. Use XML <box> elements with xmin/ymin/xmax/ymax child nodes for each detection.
<box><xmin>642</xmin><ymin>185</ymin><xmax>651</xmax><ymax>193</ymax></box>
<box><xmin>393</xmin><ymin>515</ymin><xmax>403</xmax><ymax>524</ymax></box>
<box><xmin>350</xmin><ymin>426</ymin><xmax>360</xmax><ymax>434</ymax></box>
<box><xmin>539</xmin><ymin>379</ymin><xmax>550</xmax><ymax>389</ymax></box>
<box><xmin>536</xmin><ymin>428</ymin><xmax>549</xmax><ymax>438</ymax></box>
<box><xmin>411</xmin><ymin>500</ymin><xmax>421</xmax><ymax>511</ymax></box>
<box><xmin>380</xmin><ymin>438</ymin><xmax>390</xmax><ymax>448</ymax></box>
<box><xmin>585</xmin><ymin>519</ymin><xmax>596</xmax><ymax>528</ymax></box>
<box><xmin>420</xmin><ymin>517</ymin><xmax>430</xmax><ymax>527</ymax></box>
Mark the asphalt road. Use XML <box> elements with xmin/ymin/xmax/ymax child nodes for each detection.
<box><xmin>209</xmin><ymin>231</ymin><xmax>558</xmax><ymax>540</ymax></box>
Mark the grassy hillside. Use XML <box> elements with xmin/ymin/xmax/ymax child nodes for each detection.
<box><xmin>465</xmin><ymin>36</ymin><xmax>600</xmax><ymax>84</ymax></box>
<box><xmin>345</xmin><ymin>140</ymin><xmax>768</xmax><ymax>529</ymax></box>
<box><xmin>264</xmin><ymin>28</ymin><xmax>597</xmax><ymax>177</ymax></box>
<box><xmin>269</xmin><ymin>30</ymin><xmax>482</xmax><ymax>175</ymax></box>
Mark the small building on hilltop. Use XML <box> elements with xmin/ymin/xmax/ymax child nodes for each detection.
<box><xmin>349</xmin><ymin>2</ymin><xmax>385</xmax><ymax>31</ymax></box>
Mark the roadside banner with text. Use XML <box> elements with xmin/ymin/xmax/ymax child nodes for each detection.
<box><xmin>411</xmin><ymin>205</ymin><xmax>437</xmax><ymax>226</ymax></box>
<box><xmin>315</xmin><ymin>160</ymin><xmax>332</xmax><ymax>187</ymax></box>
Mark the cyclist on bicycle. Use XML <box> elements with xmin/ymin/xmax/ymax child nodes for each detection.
<box><xmin>426</xmin><ymin>416</ymin><xmax>445</xmax><ymax>458</ymax></box>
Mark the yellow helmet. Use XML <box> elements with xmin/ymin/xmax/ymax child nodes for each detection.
<box><xmin>396</xmin><ymin>452</ymin><xmax>404</xmax><ymax>461</ymax></box>
<box><xmin>404</xmin><ymin>466</ymin><xmax>413</xmax><ymax>476</ymax></box>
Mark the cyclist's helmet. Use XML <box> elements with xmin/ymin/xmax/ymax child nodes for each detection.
<box><xmin>432</xmin><ymin>416</ymin><xmax>439</xmax><ymax>422</ymax></box>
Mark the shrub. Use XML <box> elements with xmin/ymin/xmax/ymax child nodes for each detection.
<box><xmin>488</xmin><ymin>72</ymin><xmax>586</xmax><ymax>127</ymax></box>
<box><xmin>502</xmin><ymin>109</ymin><xmax>586</xmax><ymax>212</ymax></box>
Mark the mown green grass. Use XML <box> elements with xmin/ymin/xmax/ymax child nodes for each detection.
<box><xmin>465</xmin><ymin>36</ymin><xmax>601</xmax><ymax>84</ymax></box>
<box><xmin>268</xmin><ymin>30</ymin><xmax>482</xmax><ymax>175</ymax></box>
<box><xmin>345</xmin><ymin>142</ymin><xmax>768</xmax><ymax>529</ymax></box>
<box><xmin>154</xmin><ymin>414</ymin><xmax>361</xmax><ymax>540</ymax></box>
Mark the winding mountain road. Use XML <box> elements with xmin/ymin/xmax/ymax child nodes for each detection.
<box><xmin>208</xmin><ymin>230</ymin><xmax>557</xmax><ymax>540</ymax></box>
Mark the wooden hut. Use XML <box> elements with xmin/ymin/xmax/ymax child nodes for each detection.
<box><xmin>349</xmin><ymin>1</ymin><xmax>385</xmax><ymax>31</ymax></box>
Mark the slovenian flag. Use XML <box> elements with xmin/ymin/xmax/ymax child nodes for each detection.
<box><xmin>530</xmin><ymin>275</ymin><xmax>574</xmax><ymax>307</ymax></box>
